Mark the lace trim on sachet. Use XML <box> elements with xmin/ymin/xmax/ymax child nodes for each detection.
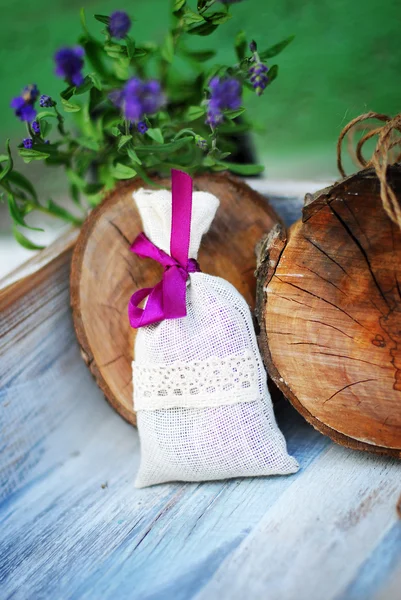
<box><xmin>133</xmin><ymin>350</ymin><xmax>261</xmax><ymax>410</ymax></box>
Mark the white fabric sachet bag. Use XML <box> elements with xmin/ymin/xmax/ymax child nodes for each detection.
<box><xmin>129</xmin><ymin>170</ymin><xmax>298</xmax><ymax>487</ymax></box>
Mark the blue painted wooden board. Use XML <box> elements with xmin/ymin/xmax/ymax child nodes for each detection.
<box><xmin>1</xmin><ymin>182</ymin><xmax>400</xmax><ymax>600</ymax></box>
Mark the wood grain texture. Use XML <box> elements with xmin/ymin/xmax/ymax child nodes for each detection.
<box><xmin>256</xmin><ymin>167</ymin><xmax>401</xmax><ymax>457</ymax></box>
<box><xmin>70</xmin><ymin>172</ymin><xmax>280</xmax><ymax>425</ymax></box>
<box><xmin>1</xmin><ymin>182</ymin><xmax>401</xmax><ymax>600</ymax></box>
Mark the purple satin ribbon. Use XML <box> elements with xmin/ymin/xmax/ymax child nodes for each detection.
<box><xmin>128</xmin><ymin>169</ymin><xmax>200</xmax><ymax>328</ymax></box>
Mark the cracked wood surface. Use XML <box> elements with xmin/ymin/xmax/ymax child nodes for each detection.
<box><xmin>70</xmin><ymin>172</ymin><xmax>281</xmax><ymax>425</ymax></box>
<box><xmin>256</xmin><ymin>166</ymin><xmax>401</xmax><ymax>456</ymax></box>
<box><xmin>1</xmin><ymin>180</ymin><xmax>401</xmax><ymax>599</ymax></box>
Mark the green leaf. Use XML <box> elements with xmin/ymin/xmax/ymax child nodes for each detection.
<box><xmin>8</xmin><ymin>195</ymin><xmax>29</xmax><ymax>229</ymax></box>
<box><xmin>36</xmin><ymin>110</ymin><xmax>58</xmax><ymax>120</ymax></box>
<box><xmin>7</xmin><ymin>170</ymin><xmax>37</xmax><ymax>201</ymax></box>
<box><xmin>83</xmin><ymin>39</ymin><xmax>109</xmax><ymax>79</ymax></box>
<box><xmin>88</xmin><ymin>72</ymin><xmax>102</xmax><ymax>90</ymax></box>
<box><xmin>0</xmin><ymin>140</ymin><xmax>13</xmax><ymax>183</ymax></box>
<box><xmin>259</xmin><ymin>35</ymin><xmax>295</xmax><ymax>60</ymax></box>
<box><xmin>76</xmin><ymin>137</ymin><xmax>100</xmax><ymax>151</ymax></box>
<box><xmin>161</xmin><ymin>32</ymin><xmax>174</xmax><ymax>63</ymax></box>
<box><xmin>146</xmin><ymin>128</ymin><xmax>164</xmax><ymax>144</ymax></box>
<box><xmin>187</xmin><ymin>22</ymin><xmax>218</xmax><ymax>36</ymax></box>
<box><xmin>182</xmin><ymin>9</ymin><xmax>205</xmax><ymax>26</ymax></box>
<box><xmin>135</xmin><ymin>136</ymin><xmax>193</xmax><ymax>154</ymax></box>
<box><xmin>202</xmin><ymin>155</ymin><xmax>216</xmax><ymax>167</ymax></box>
<box><xmin>110</xmin><ymin>162</ymin><xmax>137</xmax><ymax>179</ymax></box>
<box><xmin>61</xmin><ymin>98</ymin><xmax>81</xmax><ymax>113</ymax></box>
<box><xmin>94</xmin><ymin>14</ymin><xmax>110</xmax><ymax>25</ymax></box>
<box><xmin>99</xmin><ymin>165</ymin><xmax>116</xmax><ymax>190</ymax></box>
<box><xmin>185</xmin><ymin>106</ymin><xmax>206</xmax><ymax>121</ymax></box>
<box><xmin>125</xmin><ymin>37</ymin><xmax>135</xmax><ymax>59</ymax></box>
<box><xmin>80</xmin><ymin>7</ymin><xmax>89</xmax><ymax>36</ymax></box>
<box><xmin>111</xmin><ymin>126</ymin><xmax>121</xmax><ymax>137</ymax></box>
<box><xmin>235</xmin><ymin>30</ymin><xmax>247</xmax><ymax>61</ymax></box>
<box><xmin>19</xmin><ymin>148</ymin><xmax>50</xmax><ymax>163</ymax></box>
<box><xmin>207</xmin><ymin>11</ymin><xmax>232</xmax><ymax>25</ymax></box>
<box><xmin>13</xmin><ymin>226</ymin><xmax>44</xmax><ymax>250</ymax></box>
<box><xmin>46</xmin><ymin>199</ymin><xmax>82</xmax><ymax>225</ymax></box>
<box><xmin>223</xmin><ymin>107</ymin><xmax>245</xmax><ymax>120</ymax></box>
<box><xmin>133</xmin><ymin>47</ymin><xmax>148</xmax><ymax>58</ymax></box>
<box><xmin>173</xmin><ymin>0</ymin><xmax>186</xmax><ymax>11</ymax></box>
<box><xmin>267</xmin><ymin>64</ymin><xmax>278</xmax><ymax>83</ymax></box>
<box><xmin>66</xmin><ymin>168</ymin><xmax>87</xmax><ymax>191</ymax></box>
<box><xmin>215</xmin><ymin>161</ymin><xmax>265</xmax><ymax>175</ymax></box>
<box><xmin>104</xmin><ymin>42</ymin><xmax>126</xmax><ymax>59</ymax></box>
<box><xmin>182</xmin><ymin>49</ymin><xmax>216</xmax><ymax>62</ymax></box>
<box><xmin>70</xmin><ymin>184</ymin><xmax>81</xmax><ymax>207</ymax></box>
<box><xmin>84</xmin><ymin>182</ymin><xmax>104</xmax><ymax>195</ymax></box>
<box><xmin>60</xmin><ymin>85</ymin><xmax>76</xmax><ymax>101</ymax></box>
<box><xmin>127</xmin><ymin>146</ymin><xmax>142</xmax><ymax>165</ymax></box>
<box><xmin>39</xmin><ymin>120</ymin><xmax>52</xmax><ymax>138</ymax></box>
<box><xmin>74</xmin><ymin>77</ymin><xmax>94</xmax><ymax>95</ymax></box>
<box><xmin>118</xmin><ymin>135</ymin><xmax>132</xmax><ymax>151</ymax></box>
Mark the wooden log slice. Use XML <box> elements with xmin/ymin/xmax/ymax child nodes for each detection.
<box><xmin>256</xmin><ymin>166</ymin><xmax>401</xmax><ymax>457</ymax></box>
<box><xmin>71</xmin><ymin>172</ymin><xmax>280</xmax><ymax>425</ymax></box>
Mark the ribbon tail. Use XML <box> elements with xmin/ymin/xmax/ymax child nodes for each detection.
<box><xmin>128</xmin><ymin>282</ymin><xmax>165</xmax><ymax>328</ymax></box>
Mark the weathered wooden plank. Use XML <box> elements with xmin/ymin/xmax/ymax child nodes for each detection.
<box><xmin>195</xmin><ymin>447</ymin><xmax>401</xmax><ymax>600</ymax></box>
<box><xmin>1</xmin><ymin>181</ymin><xmax>400</xmax><ymax>600</ymax></box>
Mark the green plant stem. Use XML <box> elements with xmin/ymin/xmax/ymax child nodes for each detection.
<box><xmin>33</xmin><ymin>203</ymin><xmax>83</xmax><ymax>225</ymax></box>
<box><xmin>199</xmin><ymin>0</ymin><xmax>217</xmax><ymax>15</ymax></box>
<box><xmin>54</xmin><ymin>106</ymin><xmax>66</xmax><ymax>136</ymax></box>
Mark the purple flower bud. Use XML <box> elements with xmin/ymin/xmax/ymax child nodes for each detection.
<box><xmin>23</xmin><ymin>138</ymin><xmax>33</xmax><ymax>149</ymax></box>
<box><xmin>40</xmin><ymin>95</ymin><xmax>55</xmax><ymax>108</ymax></box>
<box><xmin>195</xmin><ymin>135</ymin><xmax>208</xmax><ymax>151</ymax></box>
<box><xmin>109</xmin><ymin>11</ymin><xmax>131</xmax><ymax>39</ymax></box>
<box><xmin>249</xmin><ymin>40</ymin><xmax>257</xmax><ymax>52</ymax></box>
<box><xmin>110</xmin><ymin>77</ymin><xmax>165</xmax><ymax>122</ymax></box>
<box><xmin>32</xmin><ymin>121</ymin><xmax>40</xmax><ymax>135</ymax></box>
<box><xmin>137</xmin><ymin>121</ymin><xmax>148</xmax><ymax>134</ymax></box>
<box><xmin>206</xmin><ymin>77</ymin><xmax>242</xmax><ymax>127</ymax></box>
<box><xmin>54</xmin><ymin>46</ymin><xmax>85</xmax><ymax>87</ymax></box>
<box><xmin>248</xmin><ymin>60</ymin><xmax>269</xmax><ymax>96</ymax></box>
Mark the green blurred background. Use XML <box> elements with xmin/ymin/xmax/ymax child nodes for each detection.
<box><xmin>1</xmin><ymin>0</ymin><xmax>400</xmax><ymax>180</ymax></box>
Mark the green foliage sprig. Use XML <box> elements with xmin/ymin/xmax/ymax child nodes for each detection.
<box><xmin>1</xmin><ymin>0</ymin><xmax>293</xmax><ymax>248</ymax></box>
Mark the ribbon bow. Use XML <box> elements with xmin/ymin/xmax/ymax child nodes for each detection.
<box><xmin>128</xmin><ymin>169</ymin><xmax>200</xmax><ymax>328</ymax></box>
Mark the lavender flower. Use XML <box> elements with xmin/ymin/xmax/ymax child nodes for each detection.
<box><xmin>40</xmin><ymin>95</ymin><xmax>55</xmax><ymax>108</ymax></box>
<box><xmin>249</xmin><ymin>41</ymin><xmax>269</xmax><ymax>96</ymax></box>
<box><xmin>109</xmin><ymin>11</ymin><xmax>131</xmax><ymax>39</ymax></box>
<box><xmin>249</xmin><ymin>63</ymin><xmax>269</xmax><ymax>95</ymax></box>
<box><xmin>54</xmin><ymin>46</ymin><xmax>85</xmax><ymax>86</ymax></box>
<box><xmin>23</xmin><ymin>138</ymin><xmax>33</xmax><ymax>149</ymax></box>
<box><xmin>10</xmin><ymin>84</ymin><xmax>39</xmax><ymax>122</ymax></box>
<box><xmin>137</xmin><ymin>121</ymin><xmax>148</xmax><ymax>134</ymax></box>
<box><xmin>32</xmin><ymin>121</ymin><xmax>40</xmax><ymax>135</ymax></box>
<box><xmin>110</xmin><ymin>78</ymin><xmax>165</xmax><ymax>122</ymax></box>
<box><xmin>206</xmin><ymin>77</ymin><xmax>242</xmax><ymax>127</ymax></box>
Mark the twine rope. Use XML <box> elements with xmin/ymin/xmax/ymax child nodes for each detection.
<box><xmin>337</xmin><ymin>111</ymin><xmax>401</xmax><ymax>228</ymax></box>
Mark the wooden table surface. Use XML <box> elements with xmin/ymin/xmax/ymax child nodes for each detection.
<box><xmin>1</xmin><ymin>181</ymin><xmax>400</xmax><ymax>600</ymax></box>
